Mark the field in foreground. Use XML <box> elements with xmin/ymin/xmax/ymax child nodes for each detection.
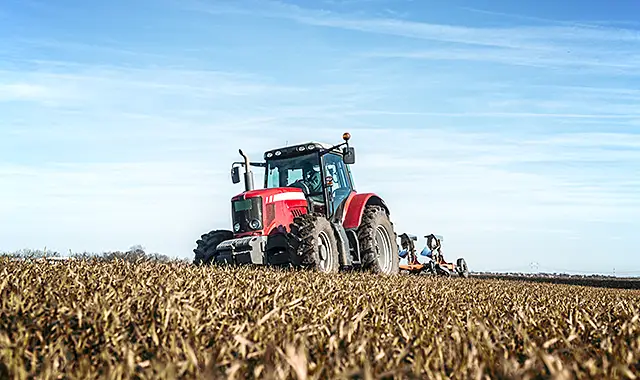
<box><xmin>1</xmin><ymin>259</ymin><xmax>639</xmax><ymax>379</ymax></box>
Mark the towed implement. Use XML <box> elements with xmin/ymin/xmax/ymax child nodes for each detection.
<box><xmin>398</xmin><ymin>233</ymin><xmax>469</xmax><ymax>277</ymax></box>
<box><xmin>193</xmin><ymin>133</ymin><xmax>399</xmax><ymax>274</ymax></box>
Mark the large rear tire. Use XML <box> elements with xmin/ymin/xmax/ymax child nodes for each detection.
<box><xmin>357</xmin><ymin>205</ymin><xmax>399</xmax><ymax>274</ymax></box>
<box><xmin>288</xmin><ymin>214</ymin><xmax>340</xmax><ymax>273</ymax></box>
<box><xmin>193</xmin><ymin>229</ymin><xmax>234</xmax><ymax>265</ymax></box>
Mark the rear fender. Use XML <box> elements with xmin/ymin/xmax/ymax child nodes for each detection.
<box><xmin>342</xmin><ymin>192</ymin><xmax>389</xmax><ymax>230</ymax></box>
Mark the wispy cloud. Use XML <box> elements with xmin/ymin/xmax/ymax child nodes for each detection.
<box><xmin>191</xmin><ymin>0</ymin><xmax>640</xmax><ymax>45</ymax></box>
<box><xmin>190</xmin><ymin>0</ymin><xmax>545</xmax><ymax>49</ymax></box>
<box><xmin>0</xmin><ymin>83</ymin><xmax>57</xmax><ymax>102</ymax></box>
<box><xmin>1</xmin><ymin>37</ymin><xmax>178</xmax><ymax>62</ymax></box>
<box><xmin>347</xmin><ymin>110</ymin><xmax>640</xmax><ymax>119</ymax></box>
<box><xmin>0</xmin><ymin>64</ymin><xmax>302</xmax><ymax>98</ymax></box>
<box><xmin>187</xmin><ymin>0</ymin><xmax>640</xmax><ymax>76</ymax></box>
<box><xmin>360</xmin><ymin>47</ymin><xmax>640</xmax><ymax>74</ymax></box>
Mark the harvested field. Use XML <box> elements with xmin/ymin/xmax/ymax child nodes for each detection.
<box><xmin>1</xmin><ymin>259</ymin><xmax>639</xmax><ymax>379</ymax></box>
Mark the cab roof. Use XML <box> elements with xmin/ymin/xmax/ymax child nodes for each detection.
<box><xmin>263</xmin><ymin>141</ymin><xmax>343</xmax><ymax>160</ymax></box>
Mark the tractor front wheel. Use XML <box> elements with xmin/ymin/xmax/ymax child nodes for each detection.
<box><xmin>288</xmin><ymin>214</ymin><xmax>340</xmax><ymax>273</ymax></box>
<box><xmin>357</xmin><ymin>205</ymin><xmax>399</xmax><ymax>274</ymax></box>
<box><xmin>193</xmin><ymin>229</ymin><xmax>234</xmax><ymax>265</ymax></box>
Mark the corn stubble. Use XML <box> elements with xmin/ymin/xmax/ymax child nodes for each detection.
<box><xmin>1</xmin><ymin>259</ymin><xmax>639</xmax><ymax>379</ymax></box>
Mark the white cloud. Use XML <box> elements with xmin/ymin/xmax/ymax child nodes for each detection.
<box><xmin>346</xmin><ymin>110</ymin><xmax>640</xmax><ymax>119</ymax></box>
<box><xmin>0</xmin><ymin>83</ymin><xmax>58</xmax><ymax>102</ymax></box>
<box><xmin>0</xmin><ymin>161</ymin><xmax>237</xmax><ymax>255</ymax></box>
<box><xmin>0</xmin><ymin>66</ymin><xmax>306</xmax><ymax>109</ymax></box>
<box><xmin>361</xmin><ymin>47</ymin><xmax>640</xmax><ymax>73</ymax></box>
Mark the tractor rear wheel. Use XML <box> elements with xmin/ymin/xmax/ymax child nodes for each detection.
<box><xmin>193</xmin><ymin>229</ymin><xmax>234</xmax><ymax>265</ymax></box>
<box><xmin>288</xmin><ymin>214</ymin><xmax>340</xmax><ymax>273</ymax></box>
<box><xmin>357</xmin><ymin>205</ymin><xmax>399</xmax><ymax>274</ymax></box>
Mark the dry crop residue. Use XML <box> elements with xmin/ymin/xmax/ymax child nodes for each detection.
<box><xmin>0</xmin><ymin>258</ymin><xmax>639</xmax><ymax>379</ymax></box>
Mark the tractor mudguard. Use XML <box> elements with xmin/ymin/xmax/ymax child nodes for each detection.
<box><xmin>342</xmin><ymin>193</ymin><xmax>389</xmax><ymax>230</ymax></box>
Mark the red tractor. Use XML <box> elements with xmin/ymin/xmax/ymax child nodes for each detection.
<box><xmin>193</xmin><ymin>132</ymin><xmax>399</xmax><ymax>274</ymax></box>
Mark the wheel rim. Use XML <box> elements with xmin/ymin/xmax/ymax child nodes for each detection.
<box><xmin>317</xmin><ymin>231</ymin><xmax>334</xmax><ymax>272</ymax></box>
<box><xmin>374</xmin><ymin>225</ymin><xmax>393</xmax><ymax>273</ymax></box>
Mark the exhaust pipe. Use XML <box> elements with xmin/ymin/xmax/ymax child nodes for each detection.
<box><xmin>239</xmin><ymin>149</ymin><xmax>254</xmax><ymax>191</ymax></box>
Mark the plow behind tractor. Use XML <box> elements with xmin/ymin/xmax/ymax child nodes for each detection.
<box><xmin>398</xmin><ymin>233</ymin><xmax>469</xmax><ymax>277</ymax></box>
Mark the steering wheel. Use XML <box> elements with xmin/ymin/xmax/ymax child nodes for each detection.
<box><xmin>289</xmin><ymin>179</ymin><xmax>311</xmax><ymax>195</ymax></box>
<box><xmin>290</xmin><ymin>180</ymin><xmax>319</xmax><ymax>209</ymax></box>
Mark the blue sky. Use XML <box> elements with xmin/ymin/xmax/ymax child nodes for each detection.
<box><xmin>1</xmin><ymin>0</ymin><xmax>639</xmax><ymax>275</ymax></box>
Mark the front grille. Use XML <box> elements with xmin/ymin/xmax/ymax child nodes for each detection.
<box><xmin>232</xmin><ymin>196</ymin><xmax>263</xmax><ymax>233</ymax></box>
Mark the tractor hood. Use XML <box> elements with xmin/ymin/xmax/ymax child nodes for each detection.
<box><xmin>230</xmin><ymin>187</ymin><xmax>308</xmax><ymax>237</ymax></box>
<box><xmin>231</xmin><ymin>187</ymin><xmax>307</xmax><ymax>202</ymax></box>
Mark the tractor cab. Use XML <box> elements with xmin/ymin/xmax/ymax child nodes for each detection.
<box><xmin>231</xmin><ymin>133</ymin><xmax>356</xmax><ymax>222</ymax></box>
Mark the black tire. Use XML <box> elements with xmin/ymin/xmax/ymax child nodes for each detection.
<box><xmin>288</xmin><ymin>213</ymin><xmax>340</xmax><ymax>273</ymax></box>
<box><xmin>436</xmin><ymin>264</ymin><xmax>451</xmax><ymax>277</ymax></box>
<box><xmin>357</xmin><ymin>205</ymin><xmax>399</xmax><ymax>274</ymax></box>
<box><xmin>456</xmin><ymin>258</ymin><xmax>469</xmax><ymax>278</ymax></box>
<box><xmin>193</xmin><ymin>229</ymin><xmax>234</xmax><ymax>265</ymax></box>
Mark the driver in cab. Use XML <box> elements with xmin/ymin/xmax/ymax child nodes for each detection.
<box><xmin>302</xmin><ymin>162</ymin><xmax>323</xmax><ymax>201</ymax></box>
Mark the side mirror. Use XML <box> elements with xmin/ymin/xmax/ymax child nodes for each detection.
<box><xmin>343</xmin><ymin>147</ymin><xmax>355</xmax><ymax>164</ymax></box>
<box><xmin>231</xmin><ymin>166</ymin><xmax>240</xmax><ymax>184</ymax></box>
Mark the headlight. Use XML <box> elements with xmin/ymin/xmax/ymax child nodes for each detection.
<box><xmin>249</xmin><ymin>219</ymin><xmax>261</xmax><ymax>230</ymax></box>
<box><xmin>233</xmin><ymin>223</ymin><xmax>241</xmax><ymax>232</ymax></box>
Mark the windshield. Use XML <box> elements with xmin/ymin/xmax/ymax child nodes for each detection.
<box><xmin>265</xmin><ymin>154</ymin><xmax>322</xmax><ymax>194</ymax></box>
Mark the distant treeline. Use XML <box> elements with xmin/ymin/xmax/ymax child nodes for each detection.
<box><xmin>0</xmin><ymin>245</ymin><xmax>176</xmax><ymax>263</ymax></box>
